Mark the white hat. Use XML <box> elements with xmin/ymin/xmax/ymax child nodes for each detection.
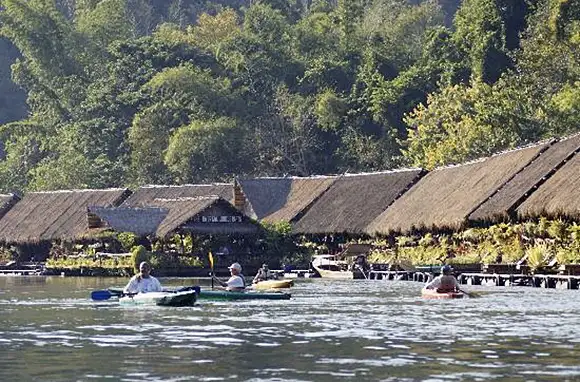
<box><xmin>228</xmin><ymin>262</ymin><xmax>242</xmax><ymax>271</ymax></box>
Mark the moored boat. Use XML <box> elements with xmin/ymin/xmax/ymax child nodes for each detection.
<box><xmin>198</xmin><ymin>289</ymin><xmax>291</xmax><ymax>300</ymax></box>
<box><xmin>119</xmin><ymin>289</ymin><xmax>198</xmax><ymax>306</ymax></box>
<box><xmin>252</xmin><ymin>279</ymin><xmax>294</xmax><ymax>290</ymax></box>
<box><xmin>421</xmin><ymin>288</ymin><xmax>464</xmax><ymax>299</ymax></box>
<box><xmin>311</xmin><ymin>254</ymin><xmax>354</xmax><ymax>279</ymax></box>
<box><xmin>310</xmin><ymin>244</ymin><xmax>372</xmax><ymax>279</ymax></box>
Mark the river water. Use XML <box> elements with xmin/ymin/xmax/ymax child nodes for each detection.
<box><xmin>0</xmin><ymin>276</ymin><xmax>579</xmax><ymax>381</ymax></box>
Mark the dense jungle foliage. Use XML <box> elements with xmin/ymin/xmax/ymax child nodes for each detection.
<box><xmin>0</xmin><ymin>0</ymin><xmax>578</xmax><ymax>192</ymax></box>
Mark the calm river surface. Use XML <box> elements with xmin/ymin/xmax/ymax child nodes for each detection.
<box><xmin>0</xmin><ymin>276</ymin><xmax>579</xmax><ymax>381</ymax></box>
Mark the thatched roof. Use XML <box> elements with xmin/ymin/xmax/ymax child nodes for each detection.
<box><xmin>366</xmin><ymin>144</ymin><xmax>548</xmax><ymax>234</ymax></box>
<box><xmin>0</xmin><ymin>193</ymin><xmax>20</xmax><ymax>220</ymax></box>
<box><xmin>516</xmin><ymin>149</ymin><xmax>580</xmax><ymax>220</ymax></box>
<box><xmin>88</xmin><ymin>206</ymin><xmax>169</xmax><ymax>237</ymax></box>
<box><xmin>470</xmin><ymin>134</ymin><xmax>580</xmax><ymax>222</ymax></box>
<box><xmin>122</xmin><ymin>183</ymin><xmax>234</xmax><ymax>207</ymax></box>
<box><xmin>292</xmin><ymin>169</ymin><xmax>424</xmax><ymax>234</ymax></box>
<box><xmin>236</xmin><ymin>176</ymin><xmax>337</xmax><ymax>222</ymax></box>
<box><xmin>89</xmin><ymin>197</ymin><xmax>259</xmax><ymax>237</ymax></box>
<box><xmin>150</xmin><ymin>197</ymin><xmax>260</xmax><ymax>237</ymax></box>
<box><xmin>0</xmin><ymin>188</ymin><xmax>130</xmax><ymax>244</ymax></box>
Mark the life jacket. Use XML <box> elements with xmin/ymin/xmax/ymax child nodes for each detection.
<box><xmin>255</xmin><ymin>269</ymin><xmax>271</xmax><ymax>282</ymax></box>
<box><xmin>436</xmin><ymin>275</ymin><xmax>457</xmax><ymax>293</ymax></box>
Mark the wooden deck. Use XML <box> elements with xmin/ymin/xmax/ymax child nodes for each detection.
<box><xmin>368</xmin><ymin>267</ymin><xmax>580</xmax><ymax>290</ymax></box>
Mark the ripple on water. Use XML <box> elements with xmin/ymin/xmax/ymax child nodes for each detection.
<box><xmin>1</xmin><ymin>277</ymin><xmax>580</xmax><ymax>381</ymax></box>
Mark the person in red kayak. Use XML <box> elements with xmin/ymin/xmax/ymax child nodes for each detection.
<box><xmin>124</xmin><ymin>261</ymin><xmax>163</xmax><ymax>294</ymax></box>
<box><xmin>212</xmin><ymin>262</ymin><xmax>246</xmax><ymax>291</ymax></box>
<box><xmin>424</xmin><ymin>265</ymin><xmax>460</xmax><ymax>293</ymax></box>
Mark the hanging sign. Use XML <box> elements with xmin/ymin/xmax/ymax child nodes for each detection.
<box><xmin>201</xmin><ymin>215</ymin><xmax>243</xmax><ymax>223</ymax></box>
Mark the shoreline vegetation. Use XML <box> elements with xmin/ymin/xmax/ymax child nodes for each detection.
<box><xmin>368</xmin><ymin>217</ymin><xmax>580</xmax><ymax>274</ymax></box>
<box><xmin>3</xmin><ymin>217</ymin><xmax>576</xmax><ymax>278</ymax></box>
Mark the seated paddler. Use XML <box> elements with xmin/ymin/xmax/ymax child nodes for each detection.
<box><xmin>424</xmin><ymin>265</ymin><xmax>460</xmax><ymax>293</ymax></box>
<box><xmin>212</xmin><ymin>262</ymin><xmax>246</xmax><ymax>291</ymax></box>
<box><xmin>124</xmin><ymin>261</ymin><xmax>163</xmax><ymax>294</ymax></box>
<box><xmin>252</xmin><ymin>263</ymin><xmax>273</xmax><ymax>284</ymax></box>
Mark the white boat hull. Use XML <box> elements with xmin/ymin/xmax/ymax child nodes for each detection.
<box><xmin>119</xmin><ymin>290</ymin><xmax>197</xmax><ymax>306</ymax></box>
<box><xmin>313</xmin><ymin>267</ymin><xmax>354</xmax><ymax>279</ymax></box>
<box><xmin>311</xmin><ymin>254</ymin><xmax>354</xmax><ymax>279</ymax></box>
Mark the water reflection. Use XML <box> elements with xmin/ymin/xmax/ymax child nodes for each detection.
<box><xmin>0</xmin><ymin>276</ymin><xmax>579</xmax><ymax>381</ymax></box>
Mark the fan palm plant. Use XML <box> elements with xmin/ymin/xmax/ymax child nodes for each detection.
<box><xmin>526</xmin><ymin>243</ymin><xmax>550</xmax><ymax>272</ymax></box>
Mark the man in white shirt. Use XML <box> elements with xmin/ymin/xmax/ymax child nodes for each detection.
<box><xmin>213</xmin><ymin>262</ymin><xmax>246</xmax><ymax>291</ymax></box>
<box><xmin>124</xmin><ymin>261</ymin><xmax>163</xmax><ymax>294</ymax></box>
<box><xmin>424</xmin><ymin>265</ymin><xmax>460</xmax><ymax>293</ymax></box>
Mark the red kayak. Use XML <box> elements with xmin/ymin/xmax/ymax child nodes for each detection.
<box><xmin>421</xmin><ymin>288</ymin><xmax>464</xmax><ymax>299</ymax></box>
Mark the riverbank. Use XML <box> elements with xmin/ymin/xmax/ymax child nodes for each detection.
<box><xmin>40</xmin><ymin>266</ymin><xmax>244</xmax><ymax>277</ymax></box>
<box><xmin>11</xmin><ymin>261</ymin><xmax>580</xmax><ymax>292</ymax></box>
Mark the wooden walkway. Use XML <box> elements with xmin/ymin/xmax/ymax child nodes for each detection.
<box><xmin>368</xmin><ymin>270</ymin><xmax>580</xmax><ymax>290</ymax></box>
<box><xmin>271</xmin><ymin>269</ymin><xmax>317</xmax><ymax>278</ymax></box>
<box><xmin>459</xmin><ymin>272</ymin><xmax>580</xmax><ymax>289</ymax></box>
<box><xmin>0</xmin><ymin>268</ymin><xmax>44</xmax><ymax>276</ymax></box>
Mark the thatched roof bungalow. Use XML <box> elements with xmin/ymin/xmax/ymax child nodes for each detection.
<box><xmin>469</xmin><ymin>134</ymin><xmax>580</xmax><ymax>223</ymax></box>
<box><xmin>88</xmin><ymin>206</ymin><xmax>168</xmax><ymax>237</ymax></box>
<box><xmin>0</xmin><ymin>188</ymin><xmax>130</xmax><ymax>244</ymax></box>
<box><xmin>0</xmin><ymin>193</ymin><xmax>20</xmax><ymax>220</ymax></box>
<box><xmin>91</xmin><ymin>197</ymin><xmax>259</xmax><ymax>238</ymax></box>
<box><xmin>516</xmin><ymin>150</ymin><xmax>580</xmax><ymax>220</ymax></box>
<box><xmin>292</xmin><ymin>169</ymin><xmax>425</xmax><ymax>235</ymax></box>
<box><xmin>122</xmin><ymin>183</ymin><xmax>234</xmax><ymax>207</ymax></box>
<box><xmin>235</xmin><ymin>176</ymin><xmax>337</xmax><ymax>223</ymax></box>
<box><xmin>366</xmin><ymin>143</ymin><xmax>549</xmax><ymax>235</ymax></box>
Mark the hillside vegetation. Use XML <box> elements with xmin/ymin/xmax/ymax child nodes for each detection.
<box><xmin>0</xmin><ymin>0</ymin><xmax>578</xmax><ymax>192</ymax></box>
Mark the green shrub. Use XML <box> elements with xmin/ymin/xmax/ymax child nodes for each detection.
<box><xmin>555</xmin><ymin>245</ymin><xmax>580</xmax><ymax>265</ymax></box>
<box><xmin>537</xmin><ymin>217</ymin><xmax>550</xmax><ymax>237</ymax></box>
<box><xmin>367</xmin><ymin>249</ymin><xmax>395</xmax><ymax>264</ymax></box>
<box><xmin>479</xmin><ymin>241</ymin><xmax>501</xmax><ymax>264</ymax></box>
<box><xmin>117</xmin><ymin>232</ymin><xmax>137</xmax><ymax>252</ymax></box>
<box><xmin>501</xmin><ymin>237</ymin><xmax>525</xmax><ymax>263</ymax></box>
<box><xmin>522</xmin><ymin>221</ymin><xmax>537</xmax><ymax>238</ymax></box>
<box><xmin>396</xmin><ymin>236</ymin><xmax>415</xmax><ymax>247</ymax></box>
<box><xmin>418</xmin><ymin>233</ymin><xmax>435</xmax><ymax>247</ymax></box>
<box><xmin>568</xmin><ymin>223</ymin><xmax>580</xmax><ymax>245</ymax></box>
<box><xmin>131</xmin><ymin>245</ymin><xmax>151</xmax><ymax>274</ymax></box>
<box><xmin>458</xmin><ymin>228</ymin><xmax>486</xmax><ymax>243</ymax></box>
<box><xmin>448</xmin><ymin>253</ymin><xmax>481</xmax><ymax>265</ymax></box>
<box><xmin>547</xmin><ymin>219</ymin><xmax>568</xmax><ymax>242</ymax></box>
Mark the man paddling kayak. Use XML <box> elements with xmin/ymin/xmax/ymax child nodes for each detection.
<box><xmin>212</xmin><ymin>262</ymin><xmax>246</xmax><ymax>291</ymax></box>
<box><xmin>424</xmin><ymin>265</ymin><xmax>461</xmax><ymax>293</ymax></box>
<box><xmin>253</xmin><ymin>263</ymin><xmax>275</xmax><ymax>284</ymax></box>
<box><xmin>124</xmin><ymin>261</ymin><xmax>163</xmax><ymax>294</ymax></box>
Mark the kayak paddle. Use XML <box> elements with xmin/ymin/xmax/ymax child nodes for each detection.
<box><xmin>90</xmin><ymin>289</ymin><xmax>125</xmax><ymax>301</ymax></box>
<box><xmin>458</xmin><ymin>288</ymin><xmax>480</xmax><ymax>298</ymax></box>
<box><xmin>209</xmin><ymin>251</ymin><xmax>214</xmax><ymax>290</ymax></box>
<box><xmin>90</xmin><ymin>290</ymin><xmax>114</xmax><ymax>301</ymax></box>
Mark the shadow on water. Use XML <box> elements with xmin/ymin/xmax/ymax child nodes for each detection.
<box><xmin>0</xmin><ymin>276</ymin><xmax>579</xmax><ymax>381</ymax></box>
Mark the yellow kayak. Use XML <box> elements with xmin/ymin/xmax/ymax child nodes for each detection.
<box><xmin>253</xmin><ymin>279</ymin><xmax>294</xmax><ymax>290</ymax></box>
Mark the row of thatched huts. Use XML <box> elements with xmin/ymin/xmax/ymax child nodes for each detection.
<box><xmin>0</xmin><ymin>133</ymin><xmax>578</xmax><ymax>248</ymax></box>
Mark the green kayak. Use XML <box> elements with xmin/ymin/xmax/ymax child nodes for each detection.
<box><xmin>198</xmin><ymin>289</ymin><xmax>291</xmax><ymax>300</ymax></box>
